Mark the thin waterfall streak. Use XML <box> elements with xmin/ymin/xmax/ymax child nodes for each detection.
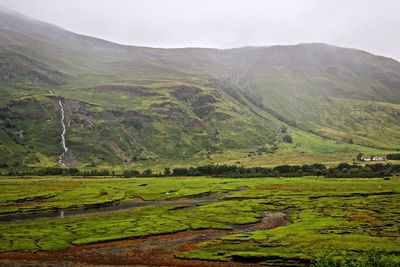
<box><xmin>58</xmin><ymin>99</ymin><xmax>68</xmax><ymax>166</ymax></box>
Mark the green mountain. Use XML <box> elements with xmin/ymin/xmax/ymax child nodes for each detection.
<box><xmin>0</xmin><ymin>7</ymin><xmax>399</xmax><ymax>169</ymax></box>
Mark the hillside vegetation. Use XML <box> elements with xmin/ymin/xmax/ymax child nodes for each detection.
<box><xmin>0</xmin><ymin>7</ymin><xmax>399</xmax><ymax>168</ymax></box>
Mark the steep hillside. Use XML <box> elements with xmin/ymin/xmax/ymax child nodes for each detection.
<box><xmin>0</xmin><ymin>7</ymin><xmax>399</xmax><ymax>169</ymax></box>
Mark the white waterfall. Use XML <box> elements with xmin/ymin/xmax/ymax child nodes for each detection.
<box><xmin>58</xmin><ymin>99</ymin><xmax>68</xmax><ymax>166</ymax></box>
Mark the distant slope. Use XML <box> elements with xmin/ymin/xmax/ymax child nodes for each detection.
<box><xmin>0</xmin><ymin>49</ymin><xmax>68</xmax><ymax>84</ymax></box>
<box><xmin>233</xmin><ymin>44</ymin><xmax>400</xmax><ymax>148</ymax></box>
<box><xmin>0</xmin><ymin>7</ymin><xmax>399</xmax><ymax>168</ymax></box>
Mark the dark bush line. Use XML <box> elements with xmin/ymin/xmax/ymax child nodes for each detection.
<box><xmin>325</xmin><ymin>162</ymin><xmax>400</xmax><ymax>178</ymax></box>
<box><xmin>387</xmin><ymin>153</ymin><xmax>400</xmax><ymax>160</ymax></box>
<box><xmin>2</xmin><ymin>167</ymin><xmax>154</xmax><ymax>177</ymax></box>
<box><xmin>169</xmin><ymin>164</ymin><xmax>326</xmax><ymax>177</ymax></box>
<box><xmin>169</xmin><ymin>163</ymin><xmax>400</xmax><ymax>178</ymax></box>
<box><xmin>3</xmin><ymin>162</ymin><xmax>400</xmax><ymax>178</ymax></box>
<box><xmin>3</xmin><ymin>167</ymin><xmax>111</xmax><ymax>177</ymax></box>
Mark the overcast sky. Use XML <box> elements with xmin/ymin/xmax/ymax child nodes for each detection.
<box><xmin>0</xmin><ymin>0</ymin><xmax>399</xmax><ymax>60</ymax></box>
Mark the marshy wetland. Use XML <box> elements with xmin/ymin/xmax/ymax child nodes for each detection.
<box><xmin>0</xmin><ymin>176</ymin><xmax>399</xmax><ymax>266</ymax></box>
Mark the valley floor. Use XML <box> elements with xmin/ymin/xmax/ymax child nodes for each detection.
<box><xmin>0</xmin><ymin>176</ymin><xmax>399</xmax><ymax>266</ymax></box>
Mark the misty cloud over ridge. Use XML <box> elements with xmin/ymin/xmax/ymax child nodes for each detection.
<box><xmin>0</xmin><ymin>0</ymin><xmax>399</xmax><ymax>60</ymax></box>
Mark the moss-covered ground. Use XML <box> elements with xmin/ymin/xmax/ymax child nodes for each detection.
<box><xmin>0</xmin><ymin>176</ymin><xmax>399</xmax><ymax>266</ymax></box>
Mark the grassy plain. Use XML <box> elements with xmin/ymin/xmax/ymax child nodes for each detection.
<box><xmin>134</xmin><ymin>129</ymin><xmax>399</xmax><ymax>172</ymax></box>
<box><xmin>0</xmin><ymin>176</ymin><xmax>399</xmax><ymax>265</ymax></box>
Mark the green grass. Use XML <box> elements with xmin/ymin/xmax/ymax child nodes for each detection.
<box><xmin>0</xmin><ymin>176</ymin><xmax>399</xmax><ymax>266</ymax></box>
<box><xmin>167</xmin><ymin>128</ymin><xmax>398</xmax><ymax>170</ymax></box>
<box><xmin>0</xmin><ymin>176</ymin><xmax>263</xmax><ymax>214</ymax></box>
<box><xmin>177</xmin><ymin>177</ymin><xmax>400</xmax><ymax>265</ymax></box>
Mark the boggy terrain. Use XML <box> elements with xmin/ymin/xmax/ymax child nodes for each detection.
<box><xmin>0</xmin><ymin>176</ymin><xmax>399</xmax><ymax>266</ymax></box>
<box><xmin>0</xmin><ymin>213</ymin><xmax>287</xmax><ymax>267</ymax></box>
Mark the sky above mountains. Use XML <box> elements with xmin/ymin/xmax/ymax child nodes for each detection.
<box><xmin>0</xmin><ymin>0</ymin><xmax>399</xmax><ymax>61</ymax></box>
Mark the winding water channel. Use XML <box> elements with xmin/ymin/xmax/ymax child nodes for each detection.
<box><xmin>0</xmin><ymin>193</ymin><xmax>223</xmax><ymax>222</ymax></box>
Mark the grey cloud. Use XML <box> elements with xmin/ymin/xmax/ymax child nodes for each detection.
<box><xmin>0</xmin><ymin>0</ymin><xmax>399</xmax><ymax>60</ymax></box>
